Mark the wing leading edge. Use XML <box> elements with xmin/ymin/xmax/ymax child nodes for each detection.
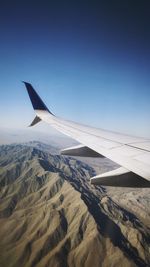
<box><xmin>24</xmin><ymin>82</ymin><xmax>150</xmax><ymax>187</ymax></box>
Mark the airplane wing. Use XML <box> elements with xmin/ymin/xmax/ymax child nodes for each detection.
<box><xmin>24</xmin><ymin>82</ymin><xmax>150</xmax><ymax>187</ymax></box>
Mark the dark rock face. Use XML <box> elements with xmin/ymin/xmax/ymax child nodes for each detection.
<box><xmin>0</xmin><ymin>144</ymin><xmax>150</xmax><ymax>267</ymax></box>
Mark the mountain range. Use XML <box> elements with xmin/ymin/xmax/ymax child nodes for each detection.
<box><xmin>0</xmin><ymin>142</ymin><xmax>150</xmax><ymax>267</ymax></box>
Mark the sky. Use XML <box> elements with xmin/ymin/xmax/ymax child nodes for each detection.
<box><xmin>0</xmin><ymin>0</ymin><xmax>150</xmax><ymax>138</ymax></box>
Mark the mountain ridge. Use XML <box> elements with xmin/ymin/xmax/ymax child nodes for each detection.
<box><xmin>0</xmin><ymin>143</ymin><xmax>150</xmax><ymax>267</ymax></box>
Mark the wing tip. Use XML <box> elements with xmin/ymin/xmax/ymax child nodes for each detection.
<box><xmin>22</xmin><ymin>81</ymin><xmax>31</xmax><ymax>87</ymax></box>
<box><xmin>28</xmin><ymin>116</ymin><xmax>42</xmax><ymax>127</ymax></box>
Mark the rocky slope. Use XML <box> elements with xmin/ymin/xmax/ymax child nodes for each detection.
<box><xmin>0</xmin><ymin>144</ymin><xmax>150</xmax><ymax>267</ymax></box>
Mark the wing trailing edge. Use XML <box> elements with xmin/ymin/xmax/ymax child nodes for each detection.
<box><xmin>61</xmin><ymin>144</ymin><xmax>104</xmax><ymax>157</ymax></box>
<box><xmin>90</xmin><ymin>167</ymin><xmax>150</xmax><ymax>187</ymax></box>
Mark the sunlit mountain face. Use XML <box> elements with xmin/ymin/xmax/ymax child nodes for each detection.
<box><xmin>0</xmin><ymin>143</ymin><xmax>150</xmax><ymax>267</ymax></box>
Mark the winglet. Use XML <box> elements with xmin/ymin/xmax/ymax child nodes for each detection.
<box><xmin>23</xmin><ymin>81</ymin><xmax>53</xmax><ymax>115</ymax></box>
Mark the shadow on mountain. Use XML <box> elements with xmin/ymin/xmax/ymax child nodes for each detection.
<box><xmin>0</xmin><ymin>143</ymin><xmax>150</xmax><ymax>267</ymax></box>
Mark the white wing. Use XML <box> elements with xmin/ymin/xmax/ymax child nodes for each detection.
<box><xmin>24</xmin><ymin>82</ymin><xmax>150</xmax><ymax>187</ymax></box>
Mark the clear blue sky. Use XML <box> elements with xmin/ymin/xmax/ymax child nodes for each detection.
<box><xmin>0</xmin><ymin>0</ymin><xmax>150</xmax><ymax>138</ymax></box>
